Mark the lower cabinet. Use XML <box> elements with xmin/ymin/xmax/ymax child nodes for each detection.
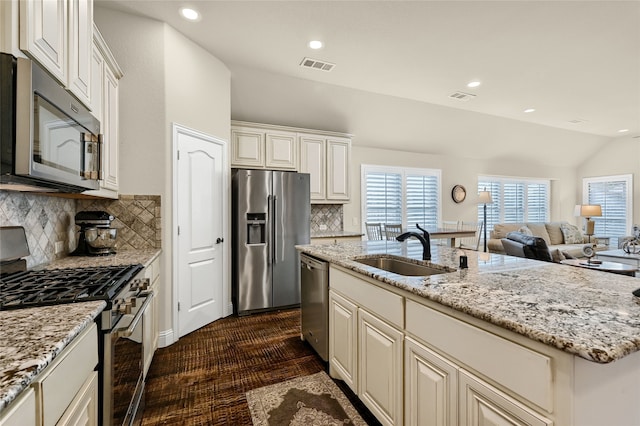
<box><xmin>0</xmin><ymin>388</ymin><xmax>36</xmax><ymax>426</ymax></box>
<box><xmin>358</xmin><ymin>309</ymin><xmax>403</xmax><ymax>426</ymax></box>
<box><xmin>143</xmin><ymin>255</ymin><xmax>161</xmax><ymax>377</ymax></box>
<box><xmin>459</xmin><ymin>370</ymin><xmax>552</xmax><ymax>426</ymax></box>
<box><xmin>404</xmin><ymin>337</ymin><xmax>458</xmax><ymax>426</ymax></box>
<box><xmin>55</xmin><ymin>372</ymin><xmax>99</xmax><ymax>426</ymax></box>
<box><xmin>329</xmin><ymin>291</ymin><xmax>358</xmax><ymax>393</ymax></box>
<box><xmin>328</xmin><ymin>264</ymin><xmax>556</xmax><ymax>426</ymax></box>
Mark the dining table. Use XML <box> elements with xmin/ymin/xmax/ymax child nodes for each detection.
<box><xmin>424</xmin><ymin>228</ymin><xmax>477</xmax><ymax>248</ymax></box>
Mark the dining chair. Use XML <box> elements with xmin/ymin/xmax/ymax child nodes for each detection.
<box><xmin>365</xmin><ymin>223</ymin><xmax>384</xmax><ymax>241</ymax></box>
<box><xmin>384</xmin><ymin>223</ymin><xmax>403</xmax><ymax>240</ymax></box>
<box><xmin>459</xmin><ymin>221</ymin><xmax>483</xmax><ymax>250</ymax></box>
<box><xmin>434</xmin><ymin>220</ymin><xmax>461</xmax><ymax>245</ymax></box>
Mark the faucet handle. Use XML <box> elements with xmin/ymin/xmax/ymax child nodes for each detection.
<box><xmin>416</xmin><ymin>223</ymin><xmax>429</xmax><ymax>238</ymax></box>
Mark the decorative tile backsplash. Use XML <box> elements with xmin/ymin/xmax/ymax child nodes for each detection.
<box><xmin>0</xmin><ymin>192</ymin><xmax>161</xmax><ymax>268</ymax></box>
<box><xmin>77</xmin><ymin>195</ymin><xmax>161</xmax><ymax>251</ymax></box>
<box><xmin>311</xmin><ymin>204</ymin><xmax>343</xmax><ymax>233</ymax></box>
<box><xmin>0</xmin><ymin>192</ymin><xmax>76</xmax><ymax>268</ymax></box>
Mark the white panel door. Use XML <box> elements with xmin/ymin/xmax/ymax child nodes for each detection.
<box><xmin>177</xmin><ymin>126</ymin><xmax>225</xmax><ymax>337</ymax></box>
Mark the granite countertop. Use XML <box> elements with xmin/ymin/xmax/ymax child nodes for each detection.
<box><xmin>0</xmin><ymin>301</ymin><xmax>106</xmax><ymax>412</ymax></box>
<box><xmin>298</xmin><ymin>240</ymin><xmax>640</xmax><ymax>364</ymax></box>
<box><xmin>0</xmin><ymin>249</ymin><xmax>161</xmax><ymax>414</ymax></box>
<box><xmin>39</xmin><ymin>248</ymin><xmax>161</xmax><ymax>270</ymax></box>
<box><xmin>311</xmin><ymin>230</ymin><xmax>364</xmax><ymax>239</ymax></box>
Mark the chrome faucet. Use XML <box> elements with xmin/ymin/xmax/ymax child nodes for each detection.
<box><xmin>397</xmin><ymin>229</ymin><xmax>431</xmax><ymax>261</ymax></box>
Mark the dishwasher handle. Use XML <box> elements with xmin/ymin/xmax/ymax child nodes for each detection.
<box><xmin>301</xmin><ymin>254</ymin><xmax>328</xmax><ymax>271</ymax></box>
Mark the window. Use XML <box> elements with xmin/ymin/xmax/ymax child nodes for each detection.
<box><xmin>477</xmin><ymin>176</ymin><xmax>550</xmax><ymax>232</ymax></box>
<box><xmin>362</xmin><ymin>165</ymin><xmax>441</xmax><ymax>233</ymax></box>
<box><xmin>583</xmin><ymin>174</ymin><xmax>633</xmax><ymax>246</ymax></box>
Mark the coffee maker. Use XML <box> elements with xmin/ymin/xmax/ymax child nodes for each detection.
<box><xmin>72</xmin><ymin>211</ymin><xmax>116</xmax><ymax>256</ymax></box>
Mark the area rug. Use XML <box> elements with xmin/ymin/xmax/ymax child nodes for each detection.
<box><xmin>246</xmin><ymin>371</ymin><xmax>367</xmax><ymax>425</ymax></box>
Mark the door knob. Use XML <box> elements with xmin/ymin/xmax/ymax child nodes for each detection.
<box><xmin>216</xmin><ymin>237</ymin><xmax>224</xmax><ymax>244</ymax></box>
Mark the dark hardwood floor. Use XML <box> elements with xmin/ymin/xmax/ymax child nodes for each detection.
<box><xmin>141</xmin><ymin>308</ymin><xmax>380</xmax><ymax>425</ymax></box>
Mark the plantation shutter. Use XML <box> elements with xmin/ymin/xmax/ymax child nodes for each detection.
<box><xmin>406</xmin><ymin>174</ymin><xmax>439</xmax><ymax>231</ymax></box>
<box><xmin>586</xmin><ymin>178</ymin><xmax>629</xmax><ymax>239</ymax></box>
<box><xmin>364</xmin><ymin>171</ymin><xmax>402</xmax><ymax>224</ymax></box>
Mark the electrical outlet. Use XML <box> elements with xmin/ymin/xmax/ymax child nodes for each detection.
<box><xmin>319</xmin><ymin>224</ymin><xmax>327</xmax><ymax>231</ymax></box>
<box><xmin>55</xmin><ymin>241</ymin><xmax>64</xmax><ymax>254</ymax></box>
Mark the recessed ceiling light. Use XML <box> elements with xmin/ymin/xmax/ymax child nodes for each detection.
<box><xmin>467</xmin><ymin>81</ymin><xmax>481</xmax><ymax>88</ymax></box>
<box><xmin>523</xmin><ymin>108</ymin><xmax>536</xmax><ymax>113</ymax></box>
<box><xmin>618</xmin><ymin>129</ymin><xmax>629</xmax><ymax>133</ymax></box>
<box><xmin>180</xmin><ymin>7</ymin><xmax>200</xmax><ymax>21</ymax></box>
<box><xmin>308</xmin><ymin>40</ymin><xmax>323</xmax><ymax>50</ymax></box>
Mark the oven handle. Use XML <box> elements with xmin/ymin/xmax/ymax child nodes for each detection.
<box><xmin>114</xmin><ymin>292</ymin><xmax>153</xmax><ymax>338</ymax></box>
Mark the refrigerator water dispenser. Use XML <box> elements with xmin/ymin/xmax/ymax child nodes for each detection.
<box><xmin>246</xmin><ymin>213</ymin><xmax>266</xmax><ymax>244</ymax></box>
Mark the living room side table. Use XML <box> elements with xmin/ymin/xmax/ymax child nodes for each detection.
<box><xmin>596</xmin><ymin>249</ymin><xmax>640</xmax><ymax>269</ymax></box>
<box><xmin>561</xmin><ymin>258</ymin><xmax>637</xmax><ymax>277</ymax></box>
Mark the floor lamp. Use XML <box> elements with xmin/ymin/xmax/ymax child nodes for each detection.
<box><xmin>478</xmin><ymin>190</ymin><xmax>493</xmax><ymax>252</ymax></box>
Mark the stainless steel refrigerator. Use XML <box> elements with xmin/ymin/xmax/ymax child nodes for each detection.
<box><xmin>232</xmin><ymin>169</ymin><xmax>310</xmax><ymax>315</ymax></box>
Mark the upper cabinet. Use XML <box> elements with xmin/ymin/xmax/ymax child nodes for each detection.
<box><xmin>20</xmin><ymin>0</ymin><xmax>93</xmax><ymax>108</ymax></box>
<box><xmin>231</xmin><ymin>121</ymin><xmax>352</xmax><ymax>204</ymax></box>
<box><xmin>83</xmin><ymin>25</ymin><xmax>122</xmax><ymax>198</ymax></box>
<box><xmin>231</xmin><ymin>123</ymin><xmax>297</xmax><ymax>170</ymax></box>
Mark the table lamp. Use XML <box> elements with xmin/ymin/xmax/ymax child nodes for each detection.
<box><xmin>478</xmin><ymin>190</ymin><xmax>493</xmax><ymax>252</ymax></box>
<box><xmin>575</xmin><ymin>204</ymin><xmax>602</xmax><ymax>241</ymax></box>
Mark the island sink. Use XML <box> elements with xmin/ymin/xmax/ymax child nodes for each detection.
<box><xmin>354</xmin><ymin>255</ymin><xmax>453</xmax><ymax>276</ymax></box>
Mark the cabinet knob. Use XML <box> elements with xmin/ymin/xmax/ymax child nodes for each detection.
<box><xmin>216</xmin><ymin>237</ymin><xmax>224</xmax><ymax>244</ymax></box>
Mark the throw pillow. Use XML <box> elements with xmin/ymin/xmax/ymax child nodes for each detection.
<box><xmin>560</xmin><ymin>223</ymin><xmax>583</xmax><ymax>244</ymax></box>
<box><xmin>518</xmin><ymin>226</ymin><xmax>534</xmax><ymax>236</ymax></box>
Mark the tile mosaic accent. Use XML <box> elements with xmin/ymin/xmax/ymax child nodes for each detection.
<box><xmin>311</xmin><ymin>204</ymin><xmax>343</xmax><ymax>233</ymax></box>
<box><xmin>77</xmin><ymin>195</ymin><xmax>161</xmax><ymax>251</ymax></box>
<box><xmin>0</xmin><ymin>192</ymin><xmax>76</xmax><ymax>268</ymax></box>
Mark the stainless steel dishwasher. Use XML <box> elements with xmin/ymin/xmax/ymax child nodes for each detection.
<box><xmin>300</xmin><ymin>253</ymin><xmax>329</xmax><ymax>361</ymax></box>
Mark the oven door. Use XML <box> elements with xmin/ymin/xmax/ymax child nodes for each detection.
<box><xmin>107</xmin><ymin>293</ymin><xmax>153</xmax><ymax>426</ymax></box>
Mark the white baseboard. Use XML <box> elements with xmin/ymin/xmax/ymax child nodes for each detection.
<box><xmin>158</xmin><ymin>329</ymin><xmax>176</xmax><ymax>348</ymax></box>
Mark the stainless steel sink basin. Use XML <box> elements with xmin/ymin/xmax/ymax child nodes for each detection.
<box><xmin>354</xmin><ymin>255</ymin><xmax>453</xmax><ymax>276</ymax></box>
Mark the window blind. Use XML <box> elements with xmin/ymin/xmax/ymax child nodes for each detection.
<box><xmin>362</xmin><ymin>165</ymin><xmax>441</xmax><ymax>232</ymax></box>
<box><xmin>584</xmin><ymin>175</ymin><xmax>632</xmax><ymax>243</ymax></box>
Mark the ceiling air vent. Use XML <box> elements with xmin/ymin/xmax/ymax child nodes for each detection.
<box><xmin>448</xmin><ymin>91</ymin><xmax>476</xmax><ymax>102</ymax></box>
<box><xmin>300</xmin><ymin>57</ymin><xmax>335</xmax><ymax>72</ymax></box>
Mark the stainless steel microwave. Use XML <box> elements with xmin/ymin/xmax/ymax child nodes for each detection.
<box><xmin>0</xmin><ymin>53</ymin><xmax>101</xmax><ymax>193</ymax></box>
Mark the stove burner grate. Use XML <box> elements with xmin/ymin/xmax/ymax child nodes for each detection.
<box><xmin>0</xmin><ymin>264</ymin><xmax>143</xmax><ymax>310</ymax></box>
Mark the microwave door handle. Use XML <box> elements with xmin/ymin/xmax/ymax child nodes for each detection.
<box><xmin>114</xmin><ymin>294</ymin><xmax>153</xmax><ymax>338</ymax></box>
<box><xmin>97</xmin><ymin>134</ymin><xmax>103</xmax><ymax>180</ymax></box>
<box><xmin>80</xmin><ymin>132</ymin><xmax>87</xmax><ymax>178</ymax></box>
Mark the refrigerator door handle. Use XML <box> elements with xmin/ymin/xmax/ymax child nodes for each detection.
<box><xmin>267</xmin><ymin>195</ymin><xmax>275</xmax><ymax>264</ymax></box>
<box><xmin>271</xmin><ymin>195</ymin><xmax>277</xmax><ymax>263</ymax></box>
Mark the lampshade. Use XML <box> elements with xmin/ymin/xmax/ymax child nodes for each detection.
<box><xmin>577</xmin><ymin>204</ymin><xmax>602</xmax><ymax>218</ymax></box>
<box><xmin>477</xmin><ymin>191</ymin><xmax>492</xmax><ymax>204</ymax></box>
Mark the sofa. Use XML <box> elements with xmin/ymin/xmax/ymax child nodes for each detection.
<box><xmin>487</xmin><ymin>222</ymin><xmax>609</xmax><ymax>258</ymax></box>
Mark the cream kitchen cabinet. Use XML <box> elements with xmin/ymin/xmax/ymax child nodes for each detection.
<box><xmin>329</xmin><ymin>266</ymin><xmax>404</xmax><ymax>426</ymax></box>
<box><xmin>231</xmin><ymin>123</ymin><xmax>297</xmax><ymax>170</ymax></box>
<box><xmin>404</xmin><ymin>337</ymin><xmax>458</xmax><ymax>426</ymax></box>
<box><xmin>143</xmin><ymin>255</ymin><xmax>161</xmax><ymax>377</ymax></box>
<box><xmin>0</xmin><ymin>388</ymin><xmax>36</xmax><ymax>426</ymax></box>
<box><xmin>299</xmin><ymin>134</ymin><xmax>351</xmax><ymax>203</ymax></box>
<box><xmin>83</xmin><ymin>25</ymin><xmax>122</xmax><ymax>198</ymax></box>
<box><xmin>310</xmin><ymin>235</ymin><xmax>363</xmax><ymax>245</ymax></box>
<box><xmin>20</xmin><ymin>0</ymin><xmax>93</xmax><ymax>108</ymax></box>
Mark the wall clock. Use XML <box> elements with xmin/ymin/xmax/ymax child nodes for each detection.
<box><xmin>451</xmin><ymin>185</ymin><xmax>466</xmax><ymax>203</ymax></box>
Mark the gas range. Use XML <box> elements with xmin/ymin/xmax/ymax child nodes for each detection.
<box><xmin>0</xmin><ymin>264</ymin><xmax>143</xmax><ymax>312</ymax></box>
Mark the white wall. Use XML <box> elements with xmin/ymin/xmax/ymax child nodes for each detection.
<box><xmin>577</xmin><ymin>135</ymin><xmax>640</xmax><ymax>228</ymax></box>
<box><xmin>95</xmin><ymin>7</ymin><xmax>231</xmax><ymax>343</ymax></box>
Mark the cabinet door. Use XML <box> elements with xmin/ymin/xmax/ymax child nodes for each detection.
<box><xmin>326</xmin><ymin>138</ymin><xmax>350</xmax><ymax>201</ymax></box>
<box><xmin>102</xmin><ymin>66</ymin><xmax>119</xmax><ymax>191</ymax></box>
<box><xmin>329</xmin><ymin>290</ymin><xmax>358</xmax><ymax>393</ymax></box>
<box><xmin>20</xmin><ymin>0</ymin><xmax>68</xmax><ymax>83</ymax></box>
<box><xmin>68</xmin><ymin>0</ymin><xmax>92</xmax><ymax>107</ymax></box>
<box><xmin>358</xmin><ymin>309</ymin><xmax>403</xmax><ymax>426</ymax></box>
<box><xmin>231</xmin><ymin>128</ymin><xmax>265</xmax><ymax>168</ymax></box>
<box><xmin>265</xmin><ymin>131</ymin><xmax>297</xmax><ymax>170</ymax></box>
<box><xmin>299</xmin><ymin>136</ymin><xmax>326</xmax><ymax>200</ymax></box>
<box><xmin>56</xmin><ymin>371</ymin><xmax>98</xmax><ymax>426</ymax></box>
<box><xmin>89</xmin><ymin>42</ymin><xmax>103</xmax><ymax>122</ymax></box>
<box><xmin>0</xmin><ymin>388</ymin><xmax>36</xmax><ymax>426</ymax></box>
<box><xmin>405</xmin><ymin>337</ymin><xmax>458</xmax><ymax>426</ymax></box>
<box><xmin>143</xmin><ymin>291</ymin><xmax>155</xmax><ymax>376</ymax></box>
<box><xmin>459</xmin><ymin>370</ymin><xmax>552</xmax><ymax>426</ymax></box>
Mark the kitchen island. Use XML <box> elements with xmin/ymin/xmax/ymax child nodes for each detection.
<box><xmin>298</xmin><ymin>240</ymin><xmax>640</xmax><ymax>426</ymax></box>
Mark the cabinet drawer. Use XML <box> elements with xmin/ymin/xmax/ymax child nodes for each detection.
<box><xmin>330</xmin><ymin>267</ymin><xmax>404</xmax><ymax>329</ymax></box>
<box><xmin>34</xmin><ymin>323</ymin><xmax>98</xmax><ymax>426</ymax></box>
<box><xmin>406</xmin><ymin>300</ymin><xmax>553</xmax><ymax>412</ymax></box>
